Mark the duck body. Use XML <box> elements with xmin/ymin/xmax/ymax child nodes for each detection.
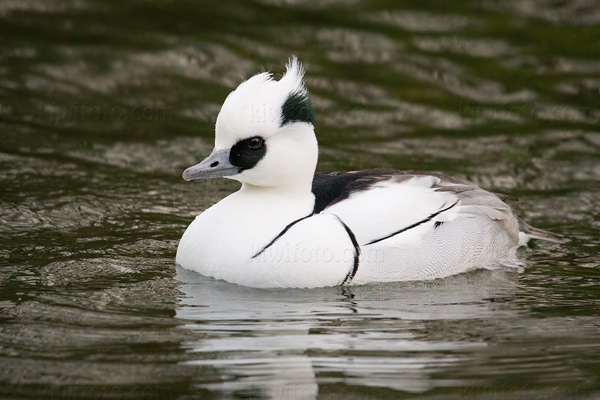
<box><xmin>177</xmin><ymin>169</ymin><xmax>523</xmax><ymax>288</ymax></box>
<box><xmin>176</xmin><ymin>58</ymin><xmax>563</xmax><ymax>288</ymax></box>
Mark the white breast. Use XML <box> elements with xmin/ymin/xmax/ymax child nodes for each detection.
<box><xmin>176</xmin><ymin>189</ymin><xmax>356</xmax><ymax>288</ymax></box>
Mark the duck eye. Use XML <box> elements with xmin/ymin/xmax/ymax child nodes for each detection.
<box><xmin>247</xmin><ymin>137</ymin><xmax>264</xmax><ymax>150</ymax></box>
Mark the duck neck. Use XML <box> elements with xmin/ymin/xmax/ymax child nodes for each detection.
<box><xmin>240</xmin><ymin>179</ymin><xmax>315</xmax><ymax>205</ymax></box>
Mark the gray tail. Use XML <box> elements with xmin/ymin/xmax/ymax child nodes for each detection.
<box><xmin>518</xmin><ymin>217</ymin><xmax>569</xmax><ymax>244</ymax></box>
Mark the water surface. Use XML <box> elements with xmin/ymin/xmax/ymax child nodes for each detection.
<box><xmin>1</xmin><ymin>0</ymin><xmax>599</xmax><ymax>398</ymax></box>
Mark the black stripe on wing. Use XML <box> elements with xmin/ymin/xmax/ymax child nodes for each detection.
<box><xmin>311</xmin><ymin>169</ymin><xmax>399</xmax><ymax>213</ymax></box>
<box><xmin>331</xmin><ymin>215</ymin><xmax>361</xmax><ymax>285</ymax></box>
<box><xmin>252</xmin><ymin>214</ymin><xmax>313</xmax><ymax>259</ymax></box>
<box><xmin>251</xmin><ymin>211</ymin><xmax>362</xmax><ymax>285</ymax></box>
<box><xmin>366</xmin><ymin>200</ymin><xmax>460</xmax><ymax>245</ymax></box>
<box><xmin>311</xmin><ymin>168</ymin><xmax>494</xmax><ymax>215</ymax></box>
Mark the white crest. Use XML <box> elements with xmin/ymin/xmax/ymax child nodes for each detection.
<box><xmin>280</xmin><ymin>56</ymin><xmax>308</xmax><ymax>97</ymax></box>
<box><xmin>214</xmin><ymin>56</ymin><xmax>310</xmax><ymax>149</ymax></box>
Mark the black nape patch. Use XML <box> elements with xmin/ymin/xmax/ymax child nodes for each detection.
<box><xmin>281</xmin><ymin>91</ymin><xmax>314</xmax><ymax>126</ymax></box>
<box><xmin>229</xmin><ymin>136</ymin><xmax>267</xmax><ymax>171</ymax></box>
<box><xmin>434</xmin><ymin>221</ymin><xmax>444</xmax><ymax>228</ymax></box>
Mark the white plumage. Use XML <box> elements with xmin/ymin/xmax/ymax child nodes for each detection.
<box><xmin>176</xmin><ymin>57</ymin><xmax>564</xmax><ymax>288</ymax></box>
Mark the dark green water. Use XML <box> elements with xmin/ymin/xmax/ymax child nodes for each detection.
<box><xmin>1</xmin><ymin>0</ymin><xmax>599</xmax><ymax>399</ymax></box>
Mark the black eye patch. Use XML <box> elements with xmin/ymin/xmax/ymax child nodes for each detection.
<box><xmin>229</xmin><ymin>136</ymin><xmax>267</xmax><ymax>171</ymax></box>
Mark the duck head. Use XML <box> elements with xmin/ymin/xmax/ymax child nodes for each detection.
<box><xmin>183</xmin><ymin>57</ymin><xmax>318</xmax><ymax>193</ymax></box>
